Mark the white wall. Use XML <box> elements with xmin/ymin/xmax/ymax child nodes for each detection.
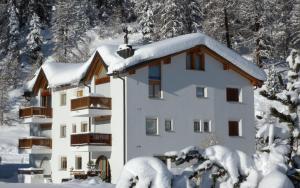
<box><xmin>109</xmin><ymin>77</ymin><xmax>125</xmax><ymax>183</ymax></box>
<box><xmin>125</xmin><ymin>52</ymin><xmax>255</xmax><ymax>161</ymax></box>
<box><xmin>51</xmin><ymin>86</ymin><xmax>90</xmax><ymax>183</ymax></box>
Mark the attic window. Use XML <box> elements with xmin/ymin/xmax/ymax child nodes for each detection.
<box><xmin>186</xmin><ymin>53</ymin><xmax>205</xmax><ymax>71</ymax></box>
<box><xmin>149</xmin><ymin>63</ymin><xmax>161</xmax><ymax>98</ymax></box>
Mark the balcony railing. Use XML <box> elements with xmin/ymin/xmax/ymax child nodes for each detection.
<box><xmin>71</xmin><ymin>133</ymin><xmax>112</xmax><ymax>146</ymax></box>
<box><xmin>19</xmin><ymin>138</ymin><xmax>52</xmax><ymax>149</ymax></box>
<box><xmin>71</xmin><ymin>96</ymin><xmax>111</xmax><ymax>111</ymax></box>
<box><xmin>19</xmin><ymin>107</ymin><xmax>52</xmax><ymax>118</ymax></box>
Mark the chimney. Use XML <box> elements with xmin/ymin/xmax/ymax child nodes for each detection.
<box><xmin>117</xmin><ymin>26</ymin><xmax>134</xmax><ymax>59</ymax></box>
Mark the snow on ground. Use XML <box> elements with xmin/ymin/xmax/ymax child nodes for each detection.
<box><xmin>0</xmin><ymin>125</ymin><xmax>28</xmax><ymax>164</ymax></box>
<box><xmin>0</xmin><ymin>177</ymin><xmax>115</xmax><ymax>188</ymax></box>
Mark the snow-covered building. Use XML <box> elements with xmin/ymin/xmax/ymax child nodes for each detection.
<box><xmin>18</xmin><ymin>33</ymin><xmax>266</xmax><ymax>183</ymax></box>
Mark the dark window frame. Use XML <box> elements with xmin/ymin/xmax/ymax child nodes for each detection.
<box><xmin>228</xmin><ymin>121</ymin><xmax>240</xmax><ymax>136</ymax></box>
<box><xmin>149</xmin><ymin>63</ymin><xmax>162</xmax><ymax>99</ymax></box>
<box><xmin>226</xmin><ymin>88</ymin><xmax>240</xmax><ymax>102</ymax></box>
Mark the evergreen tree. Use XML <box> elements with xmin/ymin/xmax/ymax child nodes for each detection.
<box><xmin>138</xmin><ymin>0</ymin><xmax>155</xmax><ymax>42</ymax></box>
<box><xmin>7</xmin><ymin>0</ymin><xmax>20</xmax><ymax>86</ymax></box>
<box><xmin>51</xmin><ymin>0</ymin><xmax>90</xmax><ymax>63</ymax></box>
<box><xmin>159</xmin><ymin>0</ymin><xmax>186</xmax><ymax>39</ymax></box>
<box><xmin>185</xmin><ymin>0</ymin><xmax>203</xmax><ymax>33</ymax></box>
<box><xmin>27</xmin><ymin>12</ymin><xmax>43</xmax><ymax>65</ymax></box>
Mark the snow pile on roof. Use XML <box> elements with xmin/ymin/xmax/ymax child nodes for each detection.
<box><xmin>116</xmin><ymin>157</ymin><xmax>172</xmax><ymax>188</ymax></box>
<box><xmin>101</xmin><ymin>33</ymin><xmax>266</xmax><ymax>81</ymax></box>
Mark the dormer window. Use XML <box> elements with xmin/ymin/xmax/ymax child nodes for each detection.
<box><xmin>186</xmin><ymin>52</ymin><xmax>205</xmax><ymax>71</ymax></box>
<box><xmin>149</xmin><ymin>63</ymin><xmax>161</xmax><ymax>98</ymax></box>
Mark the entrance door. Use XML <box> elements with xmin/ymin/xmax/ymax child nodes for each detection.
<box><xmin>96</xmin><ymin>156</ymin><xmax>111</xmax><ymax>182</ymax></box>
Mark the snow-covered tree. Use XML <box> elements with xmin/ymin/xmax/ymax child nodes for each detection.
<box><xmin>185</xmin><ymin>0</ymin><xmax>203</xmax><ymax>33</ymax></box>
<box><xmin>138</xmin><ymin>0</ymin><xmax>155</xmax><ymax>42</ymax></box>
<box><xmin>52</xmin><ymin>0</ymin><xmax>91</xmax><ymax>63</ymax></box>
<box><xmin>27</xmin><ymin>12</ymin><xmax>43</xmax><ymax>65</ymax></box>
<box><xmin>159</xmin><ymin>0</ymin><xmax>186</xmax><ymax>39</ymax></box>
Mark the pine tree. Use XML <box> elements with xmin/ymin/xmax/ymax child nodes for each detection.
<box><xmin>7</xmin><ymin>0</ymin><xmax>20</xmax><ymax>86</ymax></box>
<box><xmin>27</xmin><ymin>12</ymin><xmax>43</xmax><ymax>65</ymax></box>
<box><xmin>202</xmin><ymin>0</ymin><xmax>237</xmax><ymax>48</ymax></box>
<box><xmin>52</xmin><ymin>0</ymin><xmax>90</xmax><ymax>63</ymax></box>
<box><xmin>138</xmin><ymin>0</ymin><xmax>155</xmax><ymax>42</ymax></box>
<box><xmin>185</xmin><ymin>0</ymin><xmax>203</xmax><ymax>33</ymax></box>
<box><xmin>265</xmin><ymin>65</ymin><xmax>283</xmax><ymax>96</ymax></box>
<box><xmin>159</xmin><ymin>0</ymin><xmax>186</xmax><ymax>39</ymax></box>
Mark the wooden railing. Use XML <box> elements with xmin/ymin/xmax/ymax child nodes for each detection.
<box><xmin>71</xmin><ymin>133</ymin><xmax>112</xmax><ymax>146</ymax></box>
<box><xmin>19</xmin><ymin>107</ymin><xmax>52</xmax><ymax>118</ymax></box>
<box><xmin>71</xmin><ymin>96</ymin><xmax>111</xmax><ymax>111</ymax></box>
<box><xmin>19</xmin><ymin>138</ymin><xmax>52</xmax><ymax>149</ymax></box>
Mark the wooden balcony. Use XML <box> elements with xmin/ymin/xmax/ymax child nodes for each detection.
<box><xmin>70</xmin><ymin>96</ymin><xmax>111</xmax><ymax>117</ymax></box>
<box><xmin>71</xmin><ymin>133</ymin><xmax>112</xmax><ymax>146</ymax></box>
<box><xmin>19</xmin><ymin>107</ymin><xmax>52</xmax><ymax>124</ymax></box>
<box><xmin>19</xmin><ymin>107</ymin><xmax>52</xmax><ymax>118</ymax></box>
<box><xmin>19</xmin><ymin>138</ymin><xmax>52</xmax><ymax>149</ymax></box>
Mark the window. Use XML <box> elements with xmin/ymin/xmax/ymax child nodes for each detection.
<box><xmin>193</xmin><ymin>121</ymin><xmax>201</xmax><ymax>132</ymax></box>
<box><xmin>165</xmin><ymin>119</ymin><xmax>174</xmax><ymax>132</ymax></box>
<box><xmin>60</xmin><ymin>157</ymin><xmax>67</xmax><ymax>170</ymax></box>
<box><xmin>186</xmin><ymin>53</ymin><xmax>205</xmax><ymax>71</ymax></box>
<box><xmin>149</xmin><ymin>64</ymin><xmax>161</xmax><ymax>98</ymax></box>
<box><xmin>81</xmin><ymin>122</ymin><xmax>88</xmax><ymax>132</ymax></box>
<box><xmin>76</xmin><ymin>90</ymin><xmax>83</xmax><ymax>97</ymax></box>
<box><xmin>72</xmin><ymin>124</ymin><xmax>76</xmax><ymax>133</ymax></box>
<box><xmin>146</xmin><ymin>118</ymin><xmax>158</xmax><ymax>135</ymax></box>
<box><xmin>228</xmin><ymin>121</ymin><xmax>241</xmax><ymax>136</ymax></box>
<box><xmin>75</xmin><ymin>156</ymin><xmax>82</xmax><ymax>170</ymax></box>
<box><xmin>203</xmin><ymin>121</ymin><xmax>211</xmax><ymax>133</ymax></box>
<box><xmin>60</xmin><ymin>125</ymin><xmax>66</xmax><ymax>138</ymax></box>
<box><xmin>226</xmin><ymin>88</ymin><xmax>240</xmax><ymax>102</ymax></box>
<box><xmin>60</xmin><ymin>93</ymin><xmax>67</xmax><ymax>106</ymax></box>
<box><xmin>196</xmin><ymin>87</ymin><xmax>207</xmax><ymax>98</ymax></box>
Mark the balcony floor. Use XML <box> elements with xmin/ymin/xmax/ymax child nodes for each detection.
<box><xmin>70</xmin><ymin>145</ymin><xmax>111</xmax><ymax>152</ymax></box>
<box><xmin>21</xmin><ymin>116</ymin><xmax>52</xmax><ymax>124</ymax></box>
<box><xmin>19</xmin><ymin>146</ymin><xmax>52</xmax><ymax>154</ymax></box>
<box><xmin>70</xmin><ymin>108</ymin><xmax>111</xmax><ymax>117</ymax></box>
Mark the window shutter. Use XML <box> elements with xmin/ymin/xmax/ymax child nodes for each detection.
<box><xmin>229</xmin><ymin>121</ymin><xmax>239</xmax><ymax>136</ymax></box>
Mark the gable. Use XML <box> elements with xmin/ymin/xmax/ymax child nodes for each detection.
<box><xmin>82</xmin><ymin>51</ymin><xmax>109</xmax><ymax>84</ymax></box>
<box><xmin>32</xmin><ymin>69</ymin><xmax>48</xmax><ymax>96</ymax></box>
<box><xmin>122</xmin><ymin>45</ymin><xmax>263</xmax><ymax>87</ymax></box>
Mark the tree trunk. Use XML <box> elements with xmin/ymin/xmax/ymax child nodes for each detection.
<box><xmin>224</xmin><ymin>7</ymin><xmax>231</xmax><ymax>49</ymax></box>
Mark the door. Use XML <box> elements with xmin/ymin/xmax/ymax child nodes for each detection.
<box><xmin>96</xmin><ymin>156</ymin><xmax>111</xmax><ymax>182</ymax></box>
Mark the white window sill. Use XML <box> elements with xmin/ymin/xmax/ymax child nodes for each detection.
<box><xmin>146</xmin><ymin>134</ymin><xmax>160</xmax><ymax>136</ymax></box>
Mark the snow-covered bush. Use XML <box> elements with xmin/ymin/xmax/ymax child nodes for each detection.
<box><xmin>116</xmin><ymin>157</ymin><xmax>172</xmax><ymax>188</ymax></box>
<box><xmin>163</xmin><ymin>145</ymin><xmax>294</xmax><ymax>188</ymax></box>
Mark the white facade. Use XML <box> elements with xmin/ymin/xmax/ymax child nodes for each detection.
<box><xmin>19</xmin><ymin>35</ymin><xmax>264</xmax><ymax>183</ymax></box>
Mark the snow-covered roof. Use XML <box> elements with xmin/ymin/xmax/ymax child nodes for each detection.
<box><xmin>28</xmin><ymin>33</ymin><xmax>266</xmax><ymax>89</ymax></box>
<box><xmin>102</xmin><ymin>33</ymin><xmax>266</xmax><ymax>82</ymax></box>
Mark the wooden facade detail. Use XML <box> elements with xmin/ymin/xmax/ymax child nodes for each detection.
<box><xmin>19</xmin><ymin>138</ymin><xmax>52</xmax><ymax>149</ymax></box>
<box><xmin>94</xmin><ymin>115</ymin><xmax>111</xmax><ymax>122</ymax></box>
<box><xmin>71</xmin><ymin>96</ymin><xmax>111</xmax><ymax>111</ymax></box>
<box><xmin>19</xmin><ymin>107</ymin><xmax>52</xmax><ymax>118</ymax></box>
<box><xmin>40</xmin><ymin>123</ymin><xmax>52</xmax><ymax>130</ymax></box>
<box><xmin>70</xmin><ymin>133</ymin><xmax>112</xmax><ymax>146</ymax></box>
<box><xmin>32</xmin><ymin>69</ymin><xmax>48</xmax><ymax>96</ymax></box>
<box><xmin>95</xmin><ymin>77</ymin><xmax>110</xmax><ymax>85</ymax></box>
